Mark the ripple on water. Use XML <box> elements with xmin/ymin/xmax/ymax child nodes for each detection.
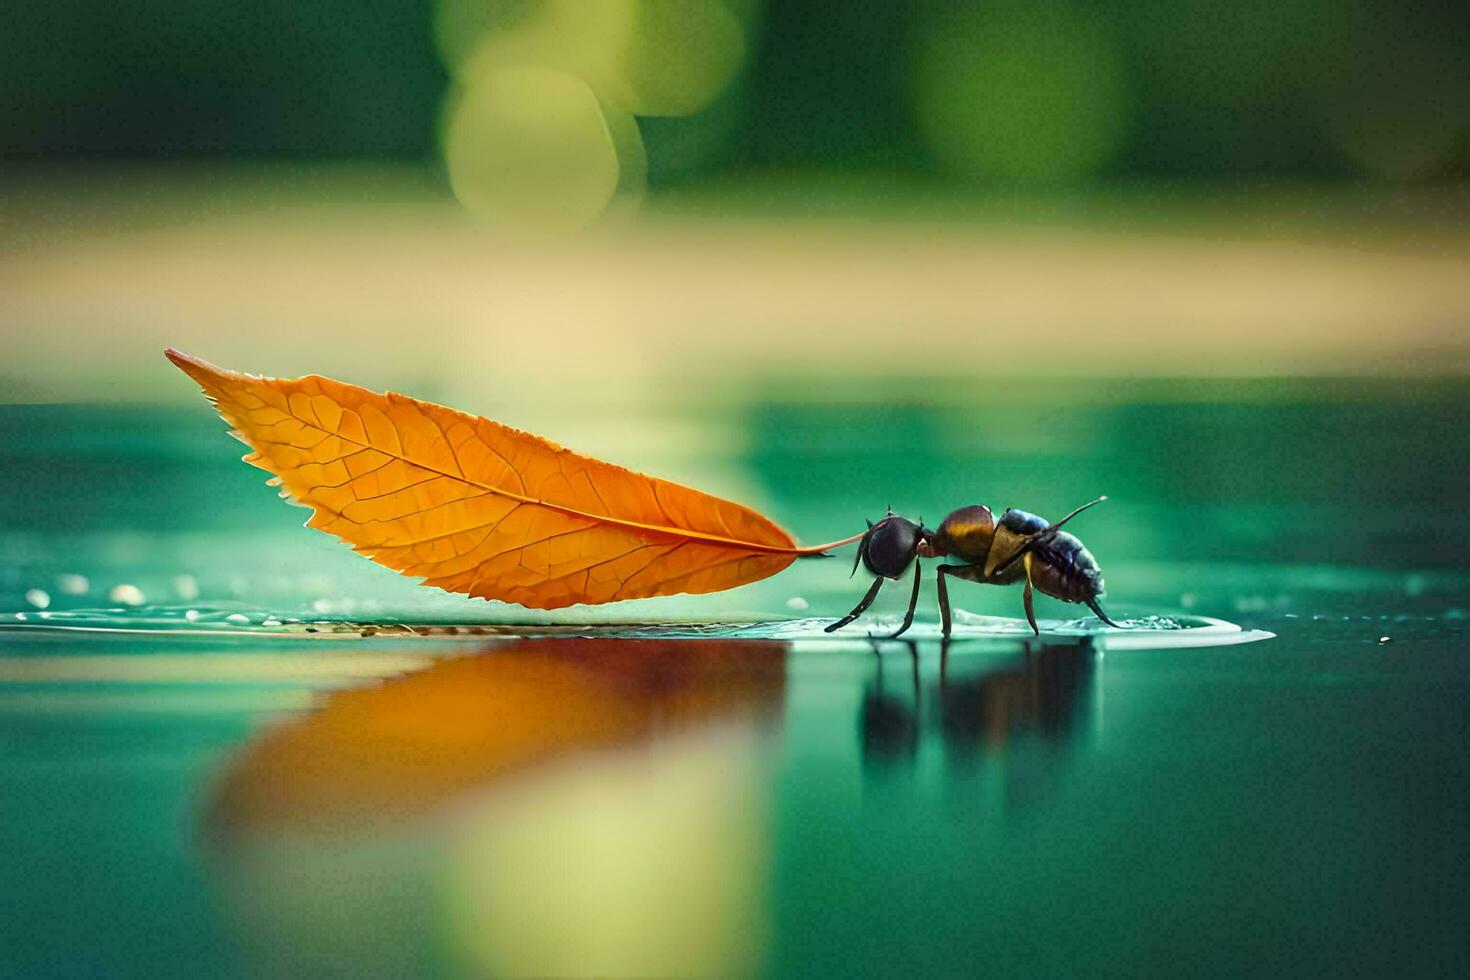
<box><xmin>0</xmin><ymin>603</ymin><xmax>1272</xmax><ymax>649</ymax></box>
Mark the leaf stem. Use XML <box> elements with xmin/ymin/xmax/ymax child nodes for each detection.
<box><xmin>794</xmin><ymin>530</ymin><xmax>867</xmax><ymax>557</ymax></box>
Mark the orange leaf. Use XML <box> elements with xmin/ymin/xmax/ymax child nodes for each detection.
<box><xmin>167</xmin><ymin>350</ymin><xmax>856</xmax><ymax>609</ymax></box>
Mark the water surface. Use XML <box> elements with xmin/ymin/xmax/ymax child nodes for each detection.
<box><xmin>2</xmin><ymin>381</ymin><xmax>1467</xmax><ymax>977</ymax></box>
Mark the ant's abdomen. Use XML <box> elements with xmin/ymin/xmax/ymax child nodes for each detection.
<box><xmin>1029</xmin><ymin>531</ymin><xmax>1106</xmax><ymax>604</ymax></box>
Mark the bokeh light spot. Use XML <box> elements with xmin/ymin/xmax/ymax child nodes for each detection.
<box><xmin>598</xmin><ymin>0</ymin><xmax>746</xmax><ymax>116</ymax></box>
<box><xmin>440</xmin><ymin>0</ymin><xmax>745</xmax><ymax>117</ymax></box>
<box><xmin>913</xmin><ymin>0</ymin><xmax>1130</xmax><ymax>183</ymax></box>
<box><xmin>1320</xmin><ymin>4</ymin><xmax>1470</xmax><ymax>180</ymax></box>
<box><xmin>441</xmin><ymin>66</ymin><xmax>646</xmax><ymax>227</ymax></box>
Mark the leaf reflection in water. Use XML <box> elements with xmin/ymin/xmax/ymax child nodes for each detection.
<box><xmin>207</xmin><ymin>638</ymin><xmax>787</xmax><ymax>833</ymax></box>
<box><xmin>204</xmin><ymin>638</ymin><xmax>786</xmax><ymax>978</ymax></box>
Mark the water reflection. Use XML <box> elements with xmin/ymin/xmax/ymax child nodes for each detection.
<box><xmin>861</xmin><ymin>639</ymin><xmax>1096</xmax><ymax>791</ymax></box>
<box><xmin>940</xmin><ymin>639</ymin><xmax>1095</xmax><ymax>759</ymax></box>
<box><xmin>861</xmin><ymin>644</ymin><xmax>922</xmax><ymax>765</ymax></box>
<box><xmin>205</xmin><ymin>638</ymin><xmax>786</xmax><ymax>977</ymax></box>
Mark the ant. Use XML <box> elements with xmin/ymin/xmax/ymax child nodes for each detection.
<box><xmin>825</xmin><ymin>496</ymin><xmax>1121</xmax><ymax>638</ymax></box>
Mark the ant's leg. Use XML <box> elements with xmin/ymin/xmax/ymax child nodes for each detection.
<box><xmin>1022</xmin><ymin>553</ymin><xmax>1040</xmax><ymax>636</ymax></box>
<box><xmin>936</xmin><ymin>564</ymin><xmax>969</xmax><ymax>638</ymax></box>
<box><xmin>1087</xmin><ymin>597</ymin><xmax>1123</xmax><ymax>628</ymax></box>
<box><xmin>883</xmin><ymin>561</ymin><xmax>923</xmax><ymax>639</ymax></box>
<box><xmin>937</xmin><ymin>565</ymin><xmax>953</xmax><ymax>637</ymax></box>
<box><xmin>825</xmin><ymin>577</ymin><xmax>884</xmax><ymax>633</ymax></box>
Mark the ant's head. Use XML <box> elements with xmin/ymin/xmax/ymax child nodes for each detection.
<box><xmin>856</xmin><ymin>509</ymin><xmax>928</xmax><ymax>579</ymax></box>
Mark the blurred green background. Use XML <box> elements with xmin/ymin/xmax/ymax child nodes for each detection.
<box><xmin>5</xmin><ymin>0</ymin><xmax>1467</xmax><ymax>180</ymax></box>
<box><xmin>3</xmin><ymin>0</ymin><xmax>1468</xmax><ymax>406</ymax></box>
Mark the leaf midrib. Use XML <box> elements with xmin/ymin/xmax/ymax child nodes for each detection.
<box><xmin>274</xmin><ymin>389</ymin><xmax>802</xmax><ymax>557</ymax></box>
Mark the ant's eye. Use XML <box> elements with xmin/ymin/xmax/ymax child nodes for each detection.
<box><xmin>863</xmin><ymin>516</ymin><xmax>920</xmax><ymax>579</ymax></box>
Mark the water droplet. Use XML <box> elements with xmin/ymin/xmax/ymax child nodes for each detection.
<box><xmin>108</xmin><ymin>584</ymin><xmax>145</xmax><ymax>606</ymax></box>
<box><xmin>786</xmin><ymin>596</ymin><xmax>810</xmax><ymax>611</ymax></box>
<box><xmin>1378</xmin><ymin>636</ymin><xmax>1392</xmax><ymax>644</ymax></box>
<box><xmin>56</xmin><ymin>574</ymin><xmax>89</xmax><ymax>596</ymax></box>
<box><xmin>1179</xmin><ymin>593</ymin><xmax>1197</xmax><ymax>609</ymax></box>
<box><xmin>226</xmin><ymin>613</ymin><xmax>250</xmax><ymax>624</ymax></box>
<box><xmin>172</xmin><ymin>575</ymin><xmax>200</xmax><ymax>601</ymax></box>
<box><xmin>24</xmin><ymin>588</ymin><xmax>50</xmax><ymax>610</ymax></box>
<box><xmin>262</xmin><ymin>617</ymin><xmax>283</xmax><ymax>627</ymax></box>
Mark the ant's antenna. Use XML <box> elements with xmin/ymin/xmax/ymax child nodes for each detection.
<box><xmin>1049</xmin><ymin>495</ymin><xmax>1108</xmax><ymax>531</ymax></box>
<box><xmin>991</xmin><ymin>495</ymin><xmax>1109</xmax><ymax>575</ymax></box>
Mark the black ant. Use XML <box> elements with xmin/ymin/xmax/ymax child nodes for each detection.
<box><xmin>825</xmin><ymin>496</ymin><xmax>1121</xmax><ymax>638</ymax></box>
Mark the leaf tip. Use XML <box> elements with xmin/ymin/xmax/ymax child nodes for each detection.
<box><xmin>164</xmin><ymin>348</ymin><xmax>228</xmax><ymax>388</ymax></box>
<box><xmin>163</xmin><ymin>347</ymin><xmax>194</xmax><ymax>369</ymax></box>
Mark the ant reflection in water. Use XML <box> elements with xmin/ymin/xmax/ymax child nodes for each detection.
<box><xmin>861</xmin><ymin>640</ymin><xmax>923</xmax><ymax>764</ymax></box>
<box><xmin>860</xmin><ymin>638</ymin><xmax>1097</xmax><ymax>775</ymax></box>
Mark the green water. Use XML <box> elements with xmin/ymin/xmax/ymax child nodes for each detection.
<box><xmin>2</xmin><ymin>381</ymin><xmax>1468</xmax><ymax>977</ymax></box>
